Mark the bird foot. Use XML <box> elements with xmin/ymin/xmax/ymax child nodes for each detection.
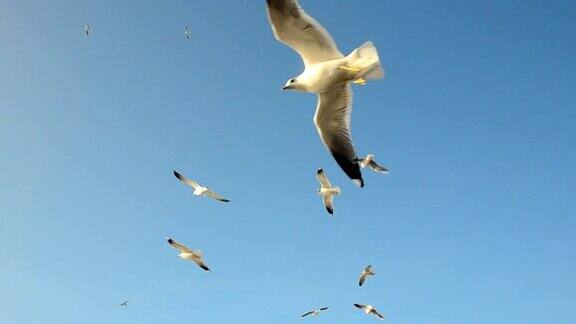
<box><xmin>353</xmin><ymin>78</ymin><xmax>367</xmax><ymax>85</ymax></box>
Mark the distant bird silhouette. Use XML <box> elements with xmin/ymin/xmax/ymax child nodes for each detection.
<box><xmin>173</xmin><ymin>170</ymin><xmax>230</xmax><ymax>202</ymax></box>
<box><xmin>300</xmin><ymin>306</ymin><xmax>329</xmax><ymax>318</ymax></box>
<box><xmin>84</xmin><ymin>24</ymin><xmax>91</xmax><ymax>37</ymax></box>
<box><xmin>316</xmin><ymin>168</ymin><xmax>340</xmax><ymax>215</ymax></box>
<box><xmin>166</xmin><ymin>237</ymin><xmax>211</xmax><ymax>271</ymax></box>
<box><xmin>357</xmin><ymin>154</ymin><xmax>390</xmax><ymax>174</ymax></box>
<box><xmin>354</xmin><ymin>304</ymin><xmax>385</xmax><ymax>320</ymax></box>
<box><xmin>358</xmin><ymin>265</ymin><xmax>375</xmax><ymax>286</ymax></box>
<box><xmin>120</xmin><ymin>300</ymin><xmax>128</xmax><ymax>307</ymax></box>
<box><xmin>184</xmin><ymin>26</ymin><xmax>191</xmax><ymax>39</ymax></box>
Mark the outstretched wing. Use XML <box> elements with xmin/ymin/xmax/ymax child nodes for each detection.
<box><xmin>266</xmin><ymin>0</ymin><xmax>343</xmax><ymax>66</ymax></box>
<box><xmin>300</xmin><ymin>311</ymin><xmax>314</xmax><ymax>317</ymax></box>
<box><xmin>359</xmin><ymin>272</ymin><xmax>367</xmax><ymax>286</ymax></box>
<box><xmin>314</xmin><ymin>84</ymin><xmax>364</xmax><ymax>187</ymax></box>
<box><xmin>205</xmin><ymin>190</ymin><xmax>230</xmax><ymax>203</ymax></box>
<box><xmin>370</xmin><ymin>160</ymin><xmax>390</xmax><ymax>174</ymax></box>
<box><xmin>323</xmin><ymin>194</ymin><xmax>334</xmax><ymax>215</ymax></box>
<box><xmin>316</xmin><ymin>168</ymin><xmax>332</xmax><ymax>188</ymax></box>
<box><xmin>166</xmin><ymin>238</ymin><xmax>192</xmax><ymax>253</ymax></box>
<box><xmin>194</xmin><ymin>258</ymin><xmax>211</xmax><ymax>271</ymax></box>
<box><xmin>173</xmin><ymin>170</ymin><xmax>201</xmax><ymax>189</ymax></box>
<box><xmin>371</xmin><ymin>308</ymin><xmax>385</xmax><ymax>319</ymax></box>
<box><xmin>354</xmin><ymin>304</ymin><xmax>366</xmax><ymax>310</ymax></box>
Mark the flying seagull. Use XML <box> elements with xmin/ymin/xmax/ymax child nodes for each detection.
<box><xmin>354</xmin><ymin>304</ymin><xmax>385</xmax><ymax>320</ymax></box>
<box><xmin>266</xmin><ymin>0</ymin><xmax>384</xmax><ymax>188</ymax></box>
<box><xmin>300</xmin><ymin>307</ymin><xmax>329</xmax><ymax>317</ymax></box>
<box><xmin>84</xmin><ymin>24</ymin><xmax>91</xmax><ymax>37</ymax></box>
<box><xmin>173</xmin><ymin>170</ymin><xmax>230</xmax><ymax>202</ymax></box>
<box><xmin>120</xmin><ymin>300</ymin><xmax>128</xmax><ymax>307</ymax></box>
<box><xmin>185</xmin><ymin>26</ymin><xmax>191</xmax><ymax>39</ymax></box>
<box><xmin>316</xmin><ymin>168</ymin><xmax>340</xmax><ymax>215</ymax></box>
<box><xmin>357</xmin><ymin>154</ymin><xmax>390</xmax><ymax>174</ymax></box>
<box><xmin>358</xmin><ymin>265</ymin><xmax>375</xmax><ymax>286</ymax></box>
<box><xmin>166</xmin><ymin>237</ymin><xmax>211</xmax><ymax>271</ymax></box>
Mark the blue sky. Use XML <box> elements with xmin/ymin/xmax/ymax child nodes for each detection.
<box><xmin>1</xmin><ymin>0</ymin><xmax>575</xmax><ymax>323</ymax></box>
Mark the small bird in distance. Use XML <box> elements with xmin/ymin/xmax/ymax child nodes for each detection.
<box><xmin>84</xmin><ymin>24</ymin><xmax>91</xmax><ymax>37</ymax></box>
<box><xmin>300</xmin><ymin>307</ymin><xmax>329</xmax><ymax>318</ymax></box>
<box><xmin>316</xmin><ymin>168</ymin><xmax>340</xmax><ymax>215</ymax></box>
<box><xmin>354</xmin><ymin>304</ymin><xmax>385</xmax><ymax>320</ymax></box>
<box><xmin>166</xmin><ymin>237</ymin><xmax>211</xmax><ymax>271</ymax></box>
<box><xmin>184</xmin><ymin>26</ymin><xmax>191</xmax><ymax>39</ymax></box>
<box><xmin>357</xmin><ymin>154</ymin><xmax>389</xmax><ymax>174</ymax></box>
<box><xmin>120</xmin><ymin>300</ymin><xmax>128</xmax><ymax>307</ymax></box>
<box><xmin>173</xmin><ymin>170</ymin><xmax>230</xmax><ymax>202</ymax></box>
<box><xmin>358</xmin><ymin>265</ymin><xmax>375</xmax><ymax>286</ymax></box>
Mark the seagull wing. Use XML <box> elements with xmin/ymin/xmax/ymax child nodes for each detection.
<box><xmin>193</xmin><ymin>258</ymin><xmax>211</xmax><ymax>271</ymax></box>
<box><xmin>316</xmin><ymin>168</ymin><xmax>332</xmax><ymax>188</ymax></box>
<box><xmin>359</xmin><ymin>272</ymin><xmax>367</xmax><ymax>286</ymax></box>
<box><xmin>314</xmin><ymin>84</ymin><xmax>364</xmax><ymax>187</ymax></box>
<box><xmin>319</xmin><ymin>307</ymin><xmax>329</xmax><ymax>311</ymax></box>
<box><xmin>371</xmin><ymin>308</ymin><xmax>385</xmax><ymax>319</ymax></box>
<box><xmin>266</xmin><ymin>0</ymin><xmax>343</xmax><ymax>66</ymax></box>
<box><xmin>323</xmin><ymin>194</ymin><xmax>334</xmax><ymax>215</ymax></box>
<box><xmin>205</xmin><ymin>190</ymin><xmax>230</xmax><ymax>202</ymax></box>
<box><xmin>370</xmin><ymin>160</ymin><xmax>390</xmax><ymax>174</ymax></box>
<box><xmin>354</xmin><ymin>304</ymin><xmax>366</xmax><ymax>310</ymax></box>
<box><xmin>173</xmin><ymin>170</ymin><xmax>200</xmax><ymax>189</ymax></box>
<box><xmin>166</xmin><ymin>238</ymin><xmax>192</xmax><ymax>253</ymax></box>
<box><xmin>300</xmin><ymin>311</ymin><xmax>314</xmax><ymax>317</ymax></box>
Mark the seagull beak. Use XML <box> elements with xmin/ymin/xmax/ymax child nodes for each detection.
<box><xmin>282</xmin><ymin>85</ymin><xmax>289</xmax><ymax>90</ymax></box>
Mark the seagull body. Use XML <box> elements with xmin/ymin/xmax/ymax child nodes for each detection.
<box><xmin>185</xmin><ymin>26</ymin><xmax>191</xmax><ymax>39</ymax></box>
<box><xmin>358</xmin><ymin>265</ymin><xmax>375</xmax><ymax>286</ymax></box>
<box><xmin>316</xmin><ymin>168</ymin><xmax>340</xmax><ymax>215</ymax></box>
<box><xmin>300</xmin><ymin>307</ymin><xmax>329</xmax><ymax>317</ymax></box>
<box><xmin>166</xmin><ymin>237</ymin><xmax>211</xmax><ymax>271</ymax></box>
<box><xmin>173</xmin><ymin>170</ymin><xmax>229</xmax><ymax>202</ymax></box>
<box><xmin>267</xmin><ymin>0</ymin><xmax>384</xmax><ymax>187</ymax></box>
<box><xmin>84</xmin><ymin>24</ymin><xmax>91</xmax><ymax>37</ymax></box>
<box><xmin>354</xmin><ymin>304</ymin><xmax>385</xmax><ymax>320</ymax></box>
<box><xmin>357</xmin><ymin>154</ymin><xmax>390</xmax><ymax>174</ymax></box>
<box><xmin>120</xmin><ymin>300</ymin><xmax>128</xmax><ymax>307</ymax></box>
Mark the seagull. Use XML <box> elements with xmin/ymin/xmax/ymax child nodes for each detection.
<box><xmin>173</xmin><ymin>170</ymin><xmax>230</xmax><ymax>202</ymax></box>
<box><xmin>120</xmin><ymin>300</ymin><xmax>128</xmax><ymax>307</ymax></box>
<box><xmin>300</xmin><ymin>307</ymin><xmax>329</xmax><ymax>317</ymax></box>
<box><xmin>166</xmin><ymin>237</ymin><xmax>211</xmax><ymax>271</ymax></box>
<box><xmin>316</xmin><ymin>168</ymin><xmax>340</xmax><ymax>215</ymax></box>
<box><xmin>266</xmin><ymin>0</ymin><xmax>384</xmax><ymax>188</ymax></box>
<box><xmin>185</xmin><ymin>26</ymin><xmax>191</xmax><ymax>39</ymax></box>
<box><xmin>354</xmin><ymin>304</ymin><xmax>385</xmax><ymax>320</ymax></box>
<box><xmin>357</xmin><ymin>154</ymin><xmax>390</xmax><ymax>174</ymax></box>
<box><xmin>358</xmin><ymin>265</ymin><xmax>375</xmax><ymax>286</ymax></box>
<box><xmin>84</xmin><ymin>24</ymin><xmax>91</xmax><ymax>37</ymax></box>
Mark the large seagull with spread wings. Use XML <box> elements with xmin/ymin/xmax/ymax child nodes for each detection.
<box><xmin>266</xmin><ymin>0</ymin><xmax>384</xmax><ymax>187</ymax></box>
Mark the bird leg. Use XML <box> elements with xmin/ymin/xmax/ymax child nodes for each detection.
<box><xmin>353</xmin><ymin>78</ymin><xmax>367</xmax><ymax>85</ymax></box>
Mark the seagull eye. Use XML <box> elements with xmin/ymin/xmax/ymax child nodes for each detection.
<box><xmin>290</xmin><ymin>79</ymin><xmax>295</xmax><ymax>83</ymax></box>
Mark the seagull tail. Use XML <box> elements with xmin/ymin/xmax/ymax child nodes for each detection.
<box><xmin>349</xmin><ymin>41</ymin><xmax>384</xmax><ymax>81</ymax></box>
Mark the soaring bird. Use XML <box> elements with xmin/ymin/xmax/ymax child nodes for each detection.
<box><xmin>266</xmin><ymin>0</ymin><xmax>384</xmax><ymax>187</ymax></box>
<box><xmin>358</xmin><ymin>265</ymin><xmax>375</xmax><ymax>286</ymax></box>
<box><xmin>185</xmin><ymin>26</ymin><xmax>191</xmax><ymax>39</ymax></box>
<box><xmin>173</xmin><ymin>170</ymin><xmax>230</xmax><ymax>202</ymax></box>
<box><xmin>84</xmin><ymin>24</ymin><xmax>91</xmax><ymax>37</ymax></box>
<box><xmin>166</xmin><ymin>237</ymin><xmax>211</xmax><ymax>271</ymax></box>
<box><xmin>316</xmin><ymin>168</ymin><xmax>340</xmax><ymax>215</ymax></box>
<box><xmin>300</xmin><ymin>306</ymin><xmax>329</xmax><ymax>317</ymax></box>
<box><xmin>354</xmin><ymin>304</ymin><xmax>385</xmax><ymax>320</ymax></box>
<box><xmin>120</xmin><ymin>300</ymin><xmax>128</xmax><ymax>307</ymax></box>
<box><xmin>357</xmin><ymin>154</ymin><xmax>390</xmax><ymax>174</ymax></box>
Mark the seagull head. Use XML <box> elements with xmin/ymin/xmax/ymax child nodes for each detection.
<box><xmin>282</xmin><ymin>77</ymin><xmax>302</xmax><ymax>91</ymax></box>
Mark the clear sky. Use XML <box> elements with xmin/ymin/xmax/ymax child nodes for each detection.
<box><xmin>1</xmin><ymin>0</ymin><xmax>575</xmax><ymax>323</ymax></box>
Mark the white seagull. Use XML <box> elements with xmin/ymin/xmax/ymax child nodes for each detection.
<box><xmin>84</xmin><ymin>24</ymin><xmax>91</xmax><ymax>37</ymax></box>
<box><xmin>166</xmin><ymin>237</ymin><xmax>211</xmax><ymax>271</ymax></box>
<box><xmin>120</xmin><ymin>300</ymin><xmax>128</xmax><ymax>307</ymax></box>
<box><xmin>316</xmin><ymin>168</ymin><xmax>340</xmax><ymax>215</ymax></box>
<box><xmin>354</xmin><ymin>304</ymin><xmax>385</xmax><ymax>320</ymax></box>
<box><xmin>357</xmin><ymin>154</ymin><xmax>390</xmax><ymax>174</ymax></box>
<box><xmin>358</xmin><ymin>265</ymin><xmax>375</xmax><ymax>286</ymax></box>
<box><xmin>173</xmin><ymin>170</ymin><xmax>230</xmax><ymax>202</ymax></box>
<box><xmin>300</xmin><ymin>306</ymin><xmax>329</xmax><ymax>318</ymax></box>
<box><xmin>267</xmin><ymin>0</ymin><xmax>384</xmax><ymax>188</ymax></box>
<box><xmin>185</xmin><ymin>26</ymin><xmax>191</xmax><ymax>39</ymax></box>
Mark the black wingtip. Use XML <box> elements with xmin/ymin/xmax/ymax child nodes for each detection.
<box><xmin>331</xmin><ymin>152</ymin><xmax>364</xmax><ymax>188</ymax></box>
<box><xmin>220</xmin><ymin>199</ymin><xmax>230</xmax><ymax>203</ymax></box>
<box><xmin>326</xmin><ymin>206</ymin><xmax>333</xmax><ymax>215</ymax></box>
<box><xmin>173</xmin><ymin>170</ymin><xmax>182</xmax><ymax>179</ymax></box>
<box><xmin>201</xmin><ymin>265</ymin><xmax>211</xmax><ymax>271</ymax></box>
<box><xmin>166</xmin><ymin>238</ymin><xmax>174</xmax><ymax>244</ymax></box>
<box><xmin>317</xmin><ymin>168</ymin><xmax>324</xmax><ymax>175</ymax></box>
